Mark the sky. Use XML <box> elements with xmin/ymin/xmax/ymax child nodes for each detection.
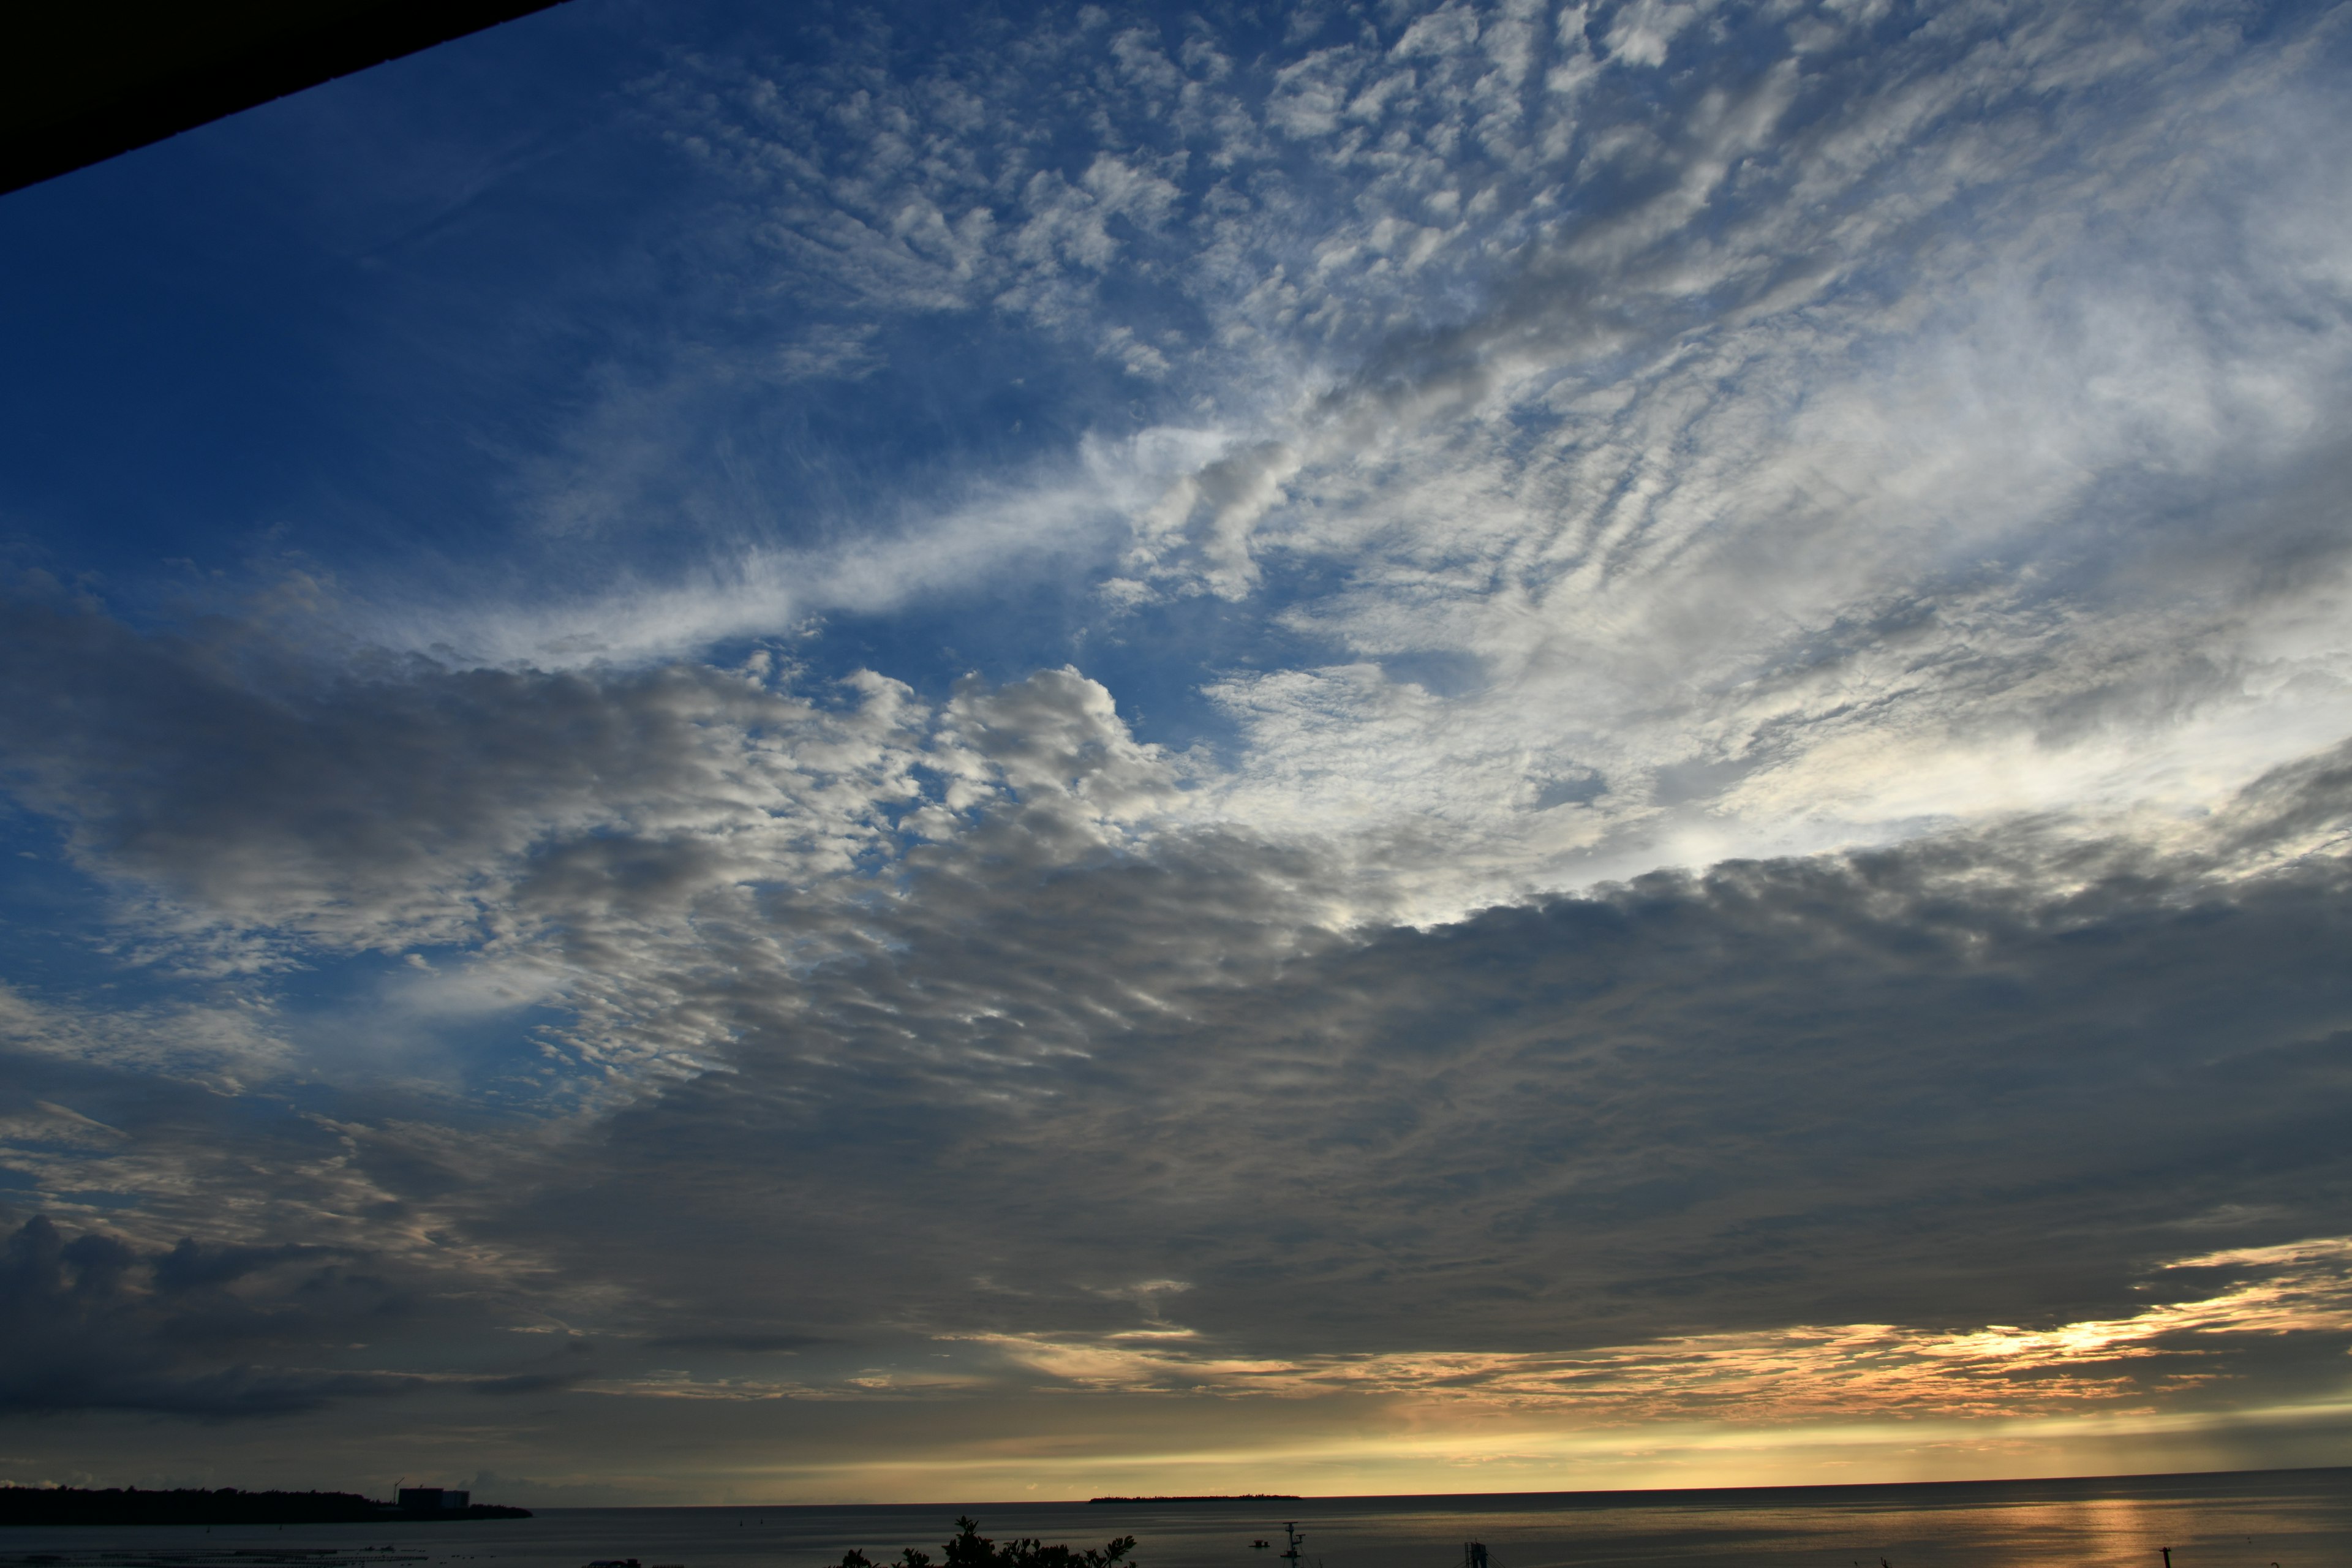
<box><xmin>2</xmin><ymin>0</ymin><xmax>2351</xmax><ymax>1506</ymax></box>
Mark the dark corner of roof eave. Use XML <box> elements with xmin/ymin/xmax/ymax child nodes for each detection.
<box><xmin>1</xmin><ymin>0</ymin><xmax>573</xmax><ymax>200</ymax></box>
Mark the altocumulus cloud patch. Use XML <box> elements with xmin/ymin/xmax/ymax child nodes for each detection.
<box><xmin>0</xmin><ymin>0</ymin><xmax>2350</xmax><ymax>1501</ymax></box>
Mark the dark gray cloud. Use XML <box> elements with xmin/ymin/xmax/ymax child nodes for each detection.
<box><xmin>522</xmin><ymin>765</ymin><xmax>2352</xmax><ymax>1374</ymax></box>
<box><xmin>0</xmin><ymin>1215</ymin><xmax>418</xmax><ymax>1417</ymax></box>
<box><xmin>6</xmin><ymin>584</ymin><xmax>2351</xmax><ymax>1393</ymax></box>
<box><xmin>643</xmin><ymin>1333</ymin><xmax>833</xmax><ymax>1354</ymax></box>
<box><xmin>0</xmin><ymin>584</ymin><xmax>922</xmax><ymax>960</ymax></box>
<box><xmin>0</xmin><ymin>1199</ymin><xmax>626</xmax><ymax>1421</ymax></box>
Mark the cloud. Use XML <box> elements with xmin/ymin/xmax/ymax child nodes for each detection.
<box><xmin>2</xmin><ymin>600</ymin><xmax>2351</xmax><ymax>1471</ymax></box>
<box><xmin>0</xmin><ymin>586</ymin><xmax>926</xmax><ymax>965</ymax></box>
<box><xmin>9</xmin><ymin>582</ymin><xmax>2352</xmax><ymax>1308</ymax></box>
<box><xmin>644</xmin><ymin>1333</ymin><xmax>832</xmax><ymax>1354</ymax></box>
<box><xmin>0</xmin><ymin>983</ymin><xmax>290</xmax><ymax>1084</ymax></box>
<box><xmin>967</xmin><ymin>1232</ymin><xmax>2352</xmax><ymax>1420</ymax></box>
<box><xmin>520</xmin><ymin>781</ymin><xmax>2352</xmax><ymax>1361</ymax></box>
<box><xmin>0</xmin><ymin>1216</ymin><xmax>423</xmax><ymax>1417</ymax></box>
<box><xmin>4</xmin><ymin>0</ymin><xmax>2352</xmax><ymax>1495</ymax></box>
<box><xmin>1162</xmin><ymin>1</ymin><xmax>2352</xmax><ymax>894</ymax></box>
<box><xmin>343</xmin><ymin>0</ymin><xmax>2352</xmax><ymax>918</ymax></box>
<box><xmin>0</xmin><ymin>589</ymin><xmax>1296</xmax><ymax>1100</ymax></box>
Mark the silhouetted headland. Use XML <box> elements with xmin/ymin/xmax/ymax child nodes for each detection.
<box><xmin>0</xmin><ymin>1488</ymin><xmax>530</xmax><ymax>1526</ymax></box>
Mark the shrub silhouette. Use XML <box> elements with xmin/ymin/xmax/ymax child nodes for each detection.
<box><xmin>839</xmin><ymin>1516</ymin><xmax>1139</xmax><ymax>1568</ymax></box>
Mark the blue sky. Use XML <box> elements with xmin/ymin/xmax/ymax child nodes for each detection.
<box><xmin>4</xmin><ymin>0</ymin><xmax>2352</xmax><ymax>1502</ymax></box>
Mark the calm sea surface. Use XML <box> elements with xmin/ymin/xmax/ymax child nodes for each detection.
<box><xmin>4</xmin><ymin>1470</ymin><xmax>2347</xmax><ymax>1568</ymax></box>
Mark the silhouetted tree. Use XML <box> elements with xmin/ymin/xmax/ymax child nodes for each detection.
<box><xmin>840</xmin><ymin>1517</ymin><xmax>1138</xmax><ymax>1568</ymax></box>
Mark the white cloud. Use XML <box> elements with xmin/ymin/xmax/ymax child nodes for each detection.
<box><xmin>474</xmin><ymin>0</ymin><xmax>2345</xmax><ymax>929</ymax></box>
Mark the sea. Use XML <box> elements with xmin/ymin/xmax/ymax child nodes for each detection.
<box><xmin>2</xmin><ymin>1469</ymin><xmax>2346</xmax><ymax>1568</ymax></box>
